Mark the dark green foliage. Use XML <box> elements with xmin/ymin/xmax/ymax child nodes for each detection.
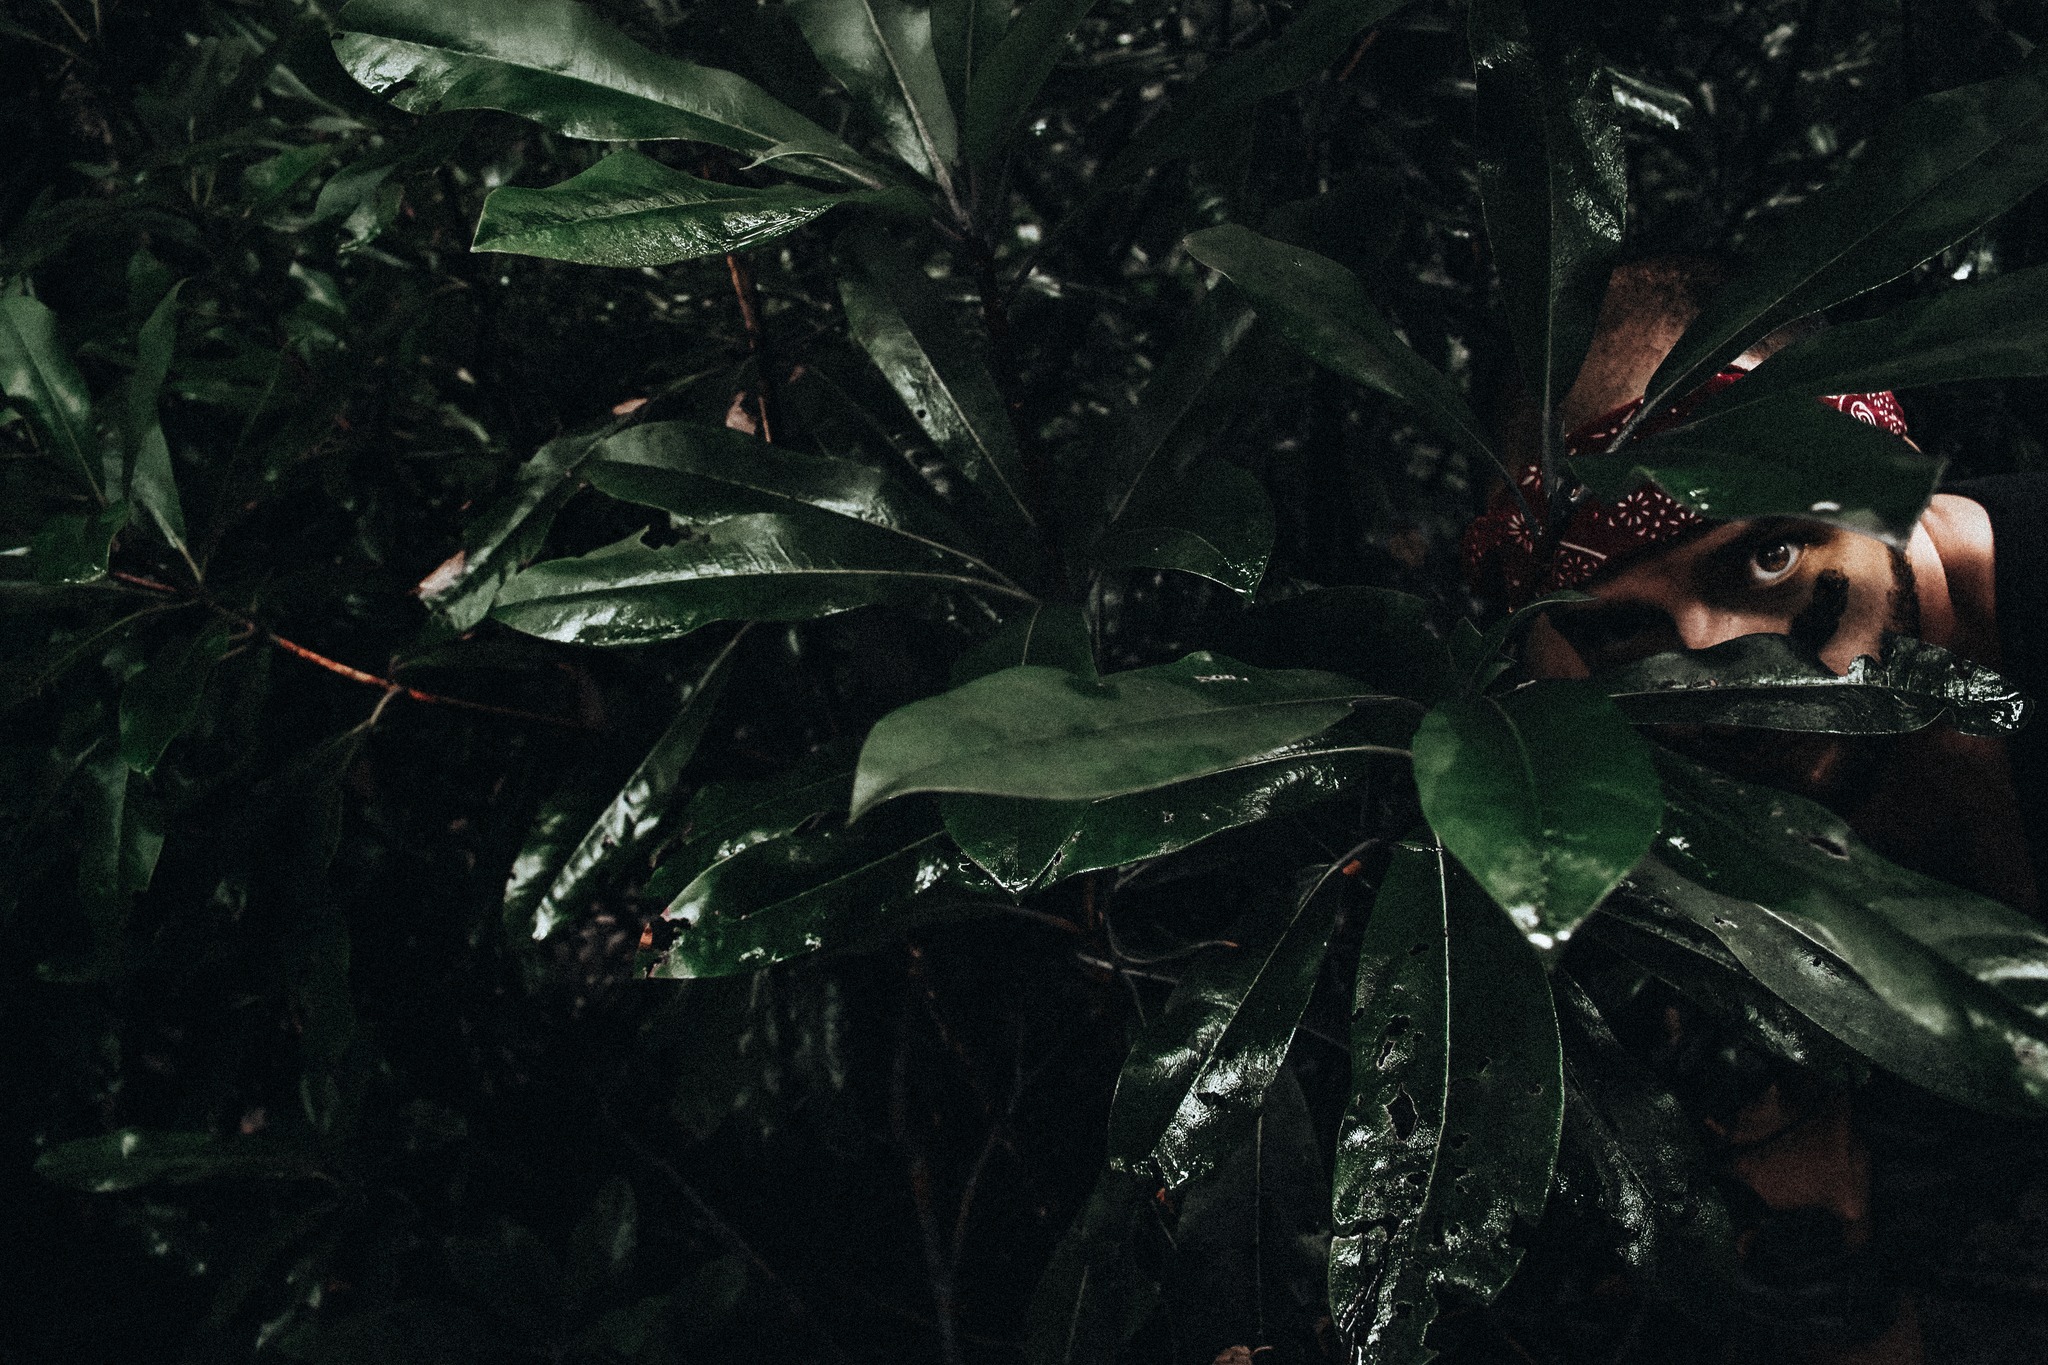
<box><xmin>11</xmin><ymin>1</ymin><xmax>2048</xmax><ymax>1363</ymax></box>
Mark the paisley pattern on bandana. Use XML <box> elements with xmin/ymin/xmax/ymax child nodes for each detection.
<box><xmin>1460</xmin><ymin>372</ymin><xmax>1909</xmax><ymax>606</ymax></box>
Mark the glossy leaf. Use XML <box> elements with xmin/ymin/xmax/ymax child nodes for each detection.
<box><xmin>1212</xmin><ymin>587</ymin><xmax>1455</xmax><ymax>704</ymax></box>
<box><xmin>1573</xmin><ymin>395</ymin><xmax>1941</xmax><ymax>546</ymax></box>
<box><xmin>1184</xmin><ymin>225</ymin><xmax>1501</xmax><ymax>474</ymax></box>
<box><xmin>838</xmin><ymin>227</ymin><xmax>1034</xmax><ymax>525</ymax></box>
<box><xmin>1643</xmin><ymin>750</ymin><xmax>2048</xmax><ymax>1113</ymax></box>
<box><xmin>0</xmin><ymin>293</ymin><xmax>97</xmax><ymax>498</ymax></box>
<box><xmin>1604</xmin><ymin>69</ymin><xmax>1692</xmax><ymax>131</ymax></box>
<box><xmin>952</xmin><ymin>603</ymin><xmax>1096</xmax><ymax>686</ymax></box>
<box><xmin>791</xmin><ymin>0</ymin><xmax>959</xmax><ymax>187</ymax></box>
<box><xmin>1105</xmin><ymin>866</ymin><xmax>1345</xmax><ymax>1189</ymax></box>
<box><xmin>1641</xmin><ymin>54</ymin><xmax>2048</xmax><ymax>420</ymax></box>
<box><xmin>1688</xmin><ymin>261</ymin><xmax>2048</xmax><ymax>416</ymax></box>
<box><xmin>1600</xmin><ymin>632</ymin><xmax>2028</xmax><ymax>737</ymax></box>
<box><xmin>119</xmin><ymin>624</ymin><xmax>232</xmax><ymax>778</ymax></box>
<box><xmin>850</xmin><ymin>651</ymin><xmax>1379</xmax><ymax>819</ymax></box>
<box><xmin>588</xmin><ymin>419</ymin><xmax>976</xmax><ymax>551</ymax></box>
<box><xmin>35</xmin><ymin>1129</ymin><xmax>316</xmax><ymax>1193</ymax></box>
<box><xmin>931</xmin><ymin>0</ymin><xmax>1009</xmax><ymax>116</ymax></box>
<box><xmin>31</xmin><ymin>501</ymin><xmax>129</xmax><ymax>586</ymax></box>
<box><xmin>648</xmin><ymin>740</ymin><xmax>860</xmax><ymax>901</ymax></box>
<box><xmin>1413</xmin><ymin>681</ymin><xmax>1661</xmax><ymax>948</ymax></box>
<box><xmin>1106</xmin><ymin>0</ymin><xmax>1417</xmax><ymax>181</ymax></box>
<box><xmin>1469</xmin><ymin>0</ymin><xmax>1625</xmax><ymax>422</ymax></box>
<box><xmin>515</xmin><ymin>635</ymin><xmax>739</xmax><ymax>942</ymax></box>
<box><xmin>123</xmin><ymin>283</ymin><xmax>187</xmax><ymax>554</ymax></box>
<box><xmin>962</xmin><ymin>0</ymin><xmax>1098</xmax><ymax>168</ymax></box>
<box><xmin>940</xmin><ymin>793</ymin><xmax>1087</xmax><ymax>892</ymax></box>
<box><xmin>332</xmin><ymin>0</ymin><xmax>879</xmax><ymax>187</ymax></box>
<box><xmin>491</xmin><ymin>513</ymin><xmax>1024</xmax><ymax>647</ymax></box>
<box><xmin>502</xmin><ymin>784</ymin><xmax>605</xmax><ymax>943</ymax></box>
<box><xmin>419</xmin><ymin>433</ymin><xmax>597</xmax><ymax>632</ymax></box>
<box><xmin>473</xmin><ymin>151</ymin><xmax>915</xmax><ymax>268</ymax></box>
<box><xmin>1025</xmin><ymin>1171</ymin><xmax>1150</xmax><ymax>1365</ymax></box>
<box><xmin>1329</xmin><ymin>842</ymin><xmax>1563</xmax><ymax>1361</ymax></box>
<box><xmin>652</xmin><ymin>803</ymin><xmax>997</xmax><ymax>977</ymax></box>
<box><xmin>77</xmin><ymin>749</ymin><xmax>164</xmax><ymax>915</ymax></box>
<box><xmin>1091</xmin><ymin>458</ymin><xmax>1274</xmax><ymax>598</ymax></box>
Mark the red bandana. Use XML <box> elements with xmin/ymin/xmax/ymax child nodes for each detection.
<box><xmin>1460</xmin><ymin>372</ymin><xmax>1910</xmax><ymax>606</ymax></box>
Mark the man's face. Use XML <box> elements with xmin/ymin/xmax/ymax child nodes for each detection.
<box><xmin>1522</xmin><ymin>517</ymin><xmax>1918</xmax><ymax>680</ymax></box>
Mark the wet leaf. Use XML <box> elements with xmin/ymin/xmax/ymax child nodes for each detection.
<box><xmin>1105</xmin><ymin>866</ymin><xmax>1345</xmax><ymax>1189</ymax></box>
<box><xmin>962</xmin><ymin>0</ymin><xmax>1098</xmax><ymax>168</ymax></box>
<box><xmin>1470</xmin><ymin>0</ymin><xmax>1625</xmax><ymax>422</ymax></box>
<box><xmin>1599</xmin><ymin>632</ymin><xmax>2028</xmax><ymax>736</ymax></box>
<box><xmin>792</xmin><ymin>0</ymin><xmax>959</xmax><ymax>185</ymax></box>
<box><xmin>119</xmin><ymin>623</ymin><xmax>233</xmax><ymax>778</ymax></box>
<box><xmin>932</xmin><ymin>0</ymin><xmax>1009</xmax><ymax>116</ymax></box>
<box><xmin>1091</xmin><ymin>458</ymin><xmax>1275</xmax><ymax>598</ymax></box>
<box><xmin>1184</xmin><ymin>225</ymin><xmax>1501</xmax><ymax>475</ymax></box>
<box><xmin>1329</xmin><ymin>842</ymin><xmax>1562</xmax><ymax>1362</ymax></box>
<box><xmin>850</xmin><ymin>651</ymin><xmax>1379</xmax><ymax>819</ymax></box>
<box><xmin>31</xmin><ymin>501</ymin><xmax>129</xmax><ymax>586</ymax></box>
<box><xmin>35</xmin><ymin>1129</ymin><xmax>316</xmax><ymax>1193</ymax></box>
<box><xmin>0</xmin><ymin>293</ymin><xmax>98</xmax><ymax>498</ymax></box>
<box><xmin>1025</xmin><ymin>1171</ymin><xmax>1151</xmax><ymax>1365</ymax></box>
<box><xmin>647</xmin><ymin>740</ymin><xmax>860</xmax><ymax>901</ymax></box>
<box><xmin>951</xmin><ymin>603</ymin><xmax>1096</xmax><ymax>686</ymax></box>
<box><xmin>1641</xmin><ymin>53</ymin><xmax>2048</xmax><ymax>419</ymax></box>
<box><xmin>1413</xmin><ymin>681</ymin><xmax>1661</xmax><ymax>948</ymax></box>
<box><xmin>123</xmin><ymin>283</ymin><xmax>187</xmax><ymax>554</ymax></box>
<box><xmin>473</xmin><ymin>151</ymin><xmax>917</xmax><ymax>268</ymax></box>
<box><xmin>333</xmin><ymin>0</ymin><xmax>880</xmax><ymax>186</ymax></box>
<box><xmin>492</xmin><ymin>512</ymin><xmax>1024</xmax><ymax>647</ymax></box>
<box><xmin>420</xmin><ymin>433</ymin><xmax>597</xmax><ymax>632</ymax></box>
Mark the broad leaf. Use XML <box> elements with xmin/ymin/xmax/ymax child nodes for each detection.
<box><xmin>473</xmin><ymin>151</ymin><xmax>916</xmax><ymax>268</ymax></box>
<box><xmin>124</xmin><ymin>283</ymin><xmax>187</xmax><ymax>554</ymax></box>
<box><xmin>1329</xmin><ymin>842</ymin><xmax>1562</xmax><ymax>1361</ymax></box>
<box><xmin>1212</xmin><ymin>587</ymin><xmax>1454</xmax><ymax>704</ymax></box>
<box><xmin>646</xmin><ymin>740</ymin><xmax>859</xmax><ymax>901</ymax></box>
<box><xmin>1644</xmin><ymin>750</ymin><xmax>2048</xmax><ymax>1113</ymax></box>
<box><xmin>119</xmin><ymin>624</ymin><xmax>232</xmax><ymax>778</ymax></box>
<box><xmin>333</xmin><ymin>0</ymin><xmax>880</xmax><ymax>187</ymax></box>
<box><xmin>32</xmin><ymin>501</ymin><xmax>130</xmax><ymax>586</ymax></box>
<box><xmin>850</xmin><ymin>651</ymin><xmax>1380</xmax><ymax>819</ymax></box>
<box><xmin>940</xmin><ymin>792</ymin><xmax>1087</xmax><ymax>892</ymax></box>
<box><xmin>838</xmin><ymin>227</ymin><xmax>1035</xmax><ymax>525</ymax></box>
<box><xmin>792</xmin><ymin>0</ymin><xmax>959</xmax><ymax>189</ymax></box>
<box><xmin>1091</xmin><ymin>458</ymin><xmax>1274</xmax><ymax>598</ymax></box>
<box><xmin>1025</xmin><ymin>1171</ymin><xmax>1150</xmax><ymax>1365</ymax></box>
<box><xmin>1641</xmin><ymin>54</ymin><xmax>2048</xmax><ymax>420</ymax></box>
<box><xmin>420</xmin><ymin>433</ymin><xmax>596</xmax><ymax>632</ymax></box>
<box><xmin>1105</xmin><ymin>866</ymin><xmax>1345</xmax><ymax>1188</ymax></box>
<box><xmin>962</xmin><ymin>0</ymin><xmax>1098</xmax><ymax>168</ymax></box>
<box><xmin>951</xmin><ymin>603</ymin><xmax>1095</xmax><ymax>686</ymax></box>
<box><xmin>1413</xmin><ymin>681</ymin><xmax>1661</xmax><ymax>948</ymax></box>
<box><xmin>1469</xmin><ymin>0</ymin><xmax>1625</xmax><ymax>426</ymax></box>
<box><xmin>35</xmin><ymin>1129</ymin><xmax>316</xmax><ymax>1193</ymax></box>
<box><xmin>491</xmin><ymin>513</ymin><xmax>1026</xmax><ymax>647</ymax></box>
<box><xmin>514</xmin><ymin>636</ymin><xmax>738</xmax><ymax>942</ymax></box>
<box><xmin>1688</xmin><ymin>261</ymin><xmax>2048</xmax><ymax>416</ymax></box>
<box><xmin>1107</xmin><ymin>0</ymin><xmax>1417</xmax><ymax>181</ymax></box>
<box><xmin>0</xmin><ymin>294</ymin><xmax>98</xmax><ymax>498</ymax></box>
<box><xmin>932</xmin><ymin>0</ymin><xmax>1010</xmax><ymax>116</ymax></box>
<box><xmin>652</xmin><ymin>802</ymin><xmax>997</xmax><ymax>977</ymax></box>
<box><xmin>1600</xmin><ymin>632</ymin><xmax>2028</xmax><ymax>736</ymax></box>
<box><xmin>1184</xmin><ymin>225</ymin><xmax>1501</xmax><ymax>475</ymax></box>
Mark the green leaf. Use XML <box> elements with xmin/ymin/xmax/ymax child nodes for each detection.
<box><xmin>566</xmin><ymin>1178</ymin><xmax>638</xmax><ymax>1309</ymax></box>
<box><xmin>1642</xmin><ymin>749</ymin><xmax>2048</xmax><ymax>1114</ymax></box>
<box><xmin>792</xmin><ymin>0</ymin><xmax>960</xmax><ymax>188</ymax></box>
<box><xmin>1685</xmin><ymin>262</ymin><xmax>2048</xmax><ymax>418</ymax></box>
<box><xmin>1105</xmin><ymin>867</ymin><xmax>1344</xmax><ymax>1189</ymax></box>
<box><xmin>473</xmin><ymin>151</ymin><xmax>917</xmax><ymax>269</ymax></box>
<box><xmin>940</xmin><ymin>792</ymin><xmax>1087</xmax><ymax>892</ymax></box>
<box><xmin>1212</xmin><ymin>587</ymin><xmax>1454</xmax><ymax>704</ymax></box>
<box><xmin>1641</xmin><ymin>54</ymin><xmax>2048</xmax><ymax>421</ymax></box>
<box><xmin>77</xmin><ymin>749</ymin><xmax>164</xmax><ymax>912</ymax></box>
<box><xmin>31</xmin><ymin>501</ymin><xmax>130</xmax><ymax>586</ymax></box>
<box><xmin>1469</xmin><ymin>0</ymin><xmax>1625</xmax><ymax>423</ymax></box>
<box><xmin>0</xmin><ymin>294</ymin><xmax>98</xmax><ymax>499</ymax></box>
<box><xmin>838</xmin><ymin>227</ymin><xmax>1035</xmax><ymax>526</ymax></box>
<box><xmin>1183</xmin><ymin>225</ymin><xmax>1501</xmax><ymax>475</ymax></box>
<box><xmin>1025</xmin><ymin>1171</ymin><xmax>1150</xmax><ymax>1365</ymax></box>
<box><xmin>652</xmin><ymin>802</ymin><xmax>996</xmax><ymax>977</ymax></box>
<box><xmin>513</xmin><ymin>635</ymin><xmax>738</xmax><ymax>942</ymax></box>
<box><xmin>1571</xmin><ymin>396</ymin><xmax>1942</xmax><ymax>544</ymax></box>
<box><xmin>962</xmin><ymin>0</ymin><xmax>1098</xmax><ymax>168</ymax></box>
<box><xmin>951</xmin><ymin>603</ymin><xmax>1096</xmax><ymax>686</ymax></box>
<box><xmin>123</xmin><ymin>283</ymin><xmax>187</xmax><ymax>554</ymax></box>
<box><xmin>332</xmin><ymin>0</ymin><xmax>880</xmax><ymax>187</ymax></box>
<box><xmin>587</xmin><ymin>418</ymin><xmax>980</xmax><ymax>555</ymax></box>
<box><xmin>503</xmin><ymin>783</ymin><xmax>606</xmax><ymax>944</ymax></box>
<box><xmin>850</xmin><ymin>651</ymin><xmax>1380</xmax><ymax>819</ymax></box>
<box><xmin>1090</xmin><ymin>458</ymin><xmax>1274</xmax><ymax>598</ymax></box>
<box><xmin>1329</xmin><ymin>842</ymin><xmax>1562</xmax><ymax>1361</ymax></box>
<box><xmin>932</xmin><ymin>0</ymin><xmax>1010</xmax><ymax>117</ymax></box>
<box><xmin>647</xmin><ymin>740</ymin><xmax>860</xmax><ymax>902</ymax></box>
<box><xmin>1413</xmin><ymin>681</ymin><xmax>1661</xmax><ymax>948</ymax></box>
<box><xmin>1106</xmin><ymin>0</ymin><xmax>1417</xmax><ymax>181</ymax></box>
<box><xmin>35</xmin><ymin>1129</ymin><xmax>316</xmax><ymax>1193</ymax></box>
<box><xmin>119</xmin><ymin>623</ymin><xmax>233</xmax><ymax>778</ymax></box>
<box><xmin>1599</xmin><ymin>632</ymin><xmax>2028</xmax><ymax>737</ymax></box>
<box><xmin>420</xmin><ymin>433</ymin><xmax>598</xmax><ymax>632</ymax></box>
<box><xmin>491</xmin><ymin>513</ymin><xmax>1025</xmax><ymax>647</ymax></box>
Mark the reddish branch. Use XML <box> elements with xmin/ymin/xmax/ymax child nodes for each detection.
<box><xmin>722</xmin><ymin>250</ymin><xmax>779</xmax><ymax>444</ymax></box>
<box><xmin>111</xmin><ymin>571</ymin><xmax>591</xmax><ymax>731</ymax></box>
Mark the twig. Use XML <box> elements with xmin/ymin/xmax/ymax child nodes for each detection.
<box><xmin>722</xmin><ymin>250</ymin><xmax>779</xmax><ymax>444</ymax></box>
<box><xmin>1337</xmin><ymin>28</ymin><xmax>1379</xmax><ymax>82</ymax></box>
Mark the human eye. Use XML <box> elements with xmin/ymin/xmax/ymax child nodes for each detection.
<box><xmin>1748</xmin><ymin>537</ymin><xmax>1802</xmax><ymax>587</ymax></box>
